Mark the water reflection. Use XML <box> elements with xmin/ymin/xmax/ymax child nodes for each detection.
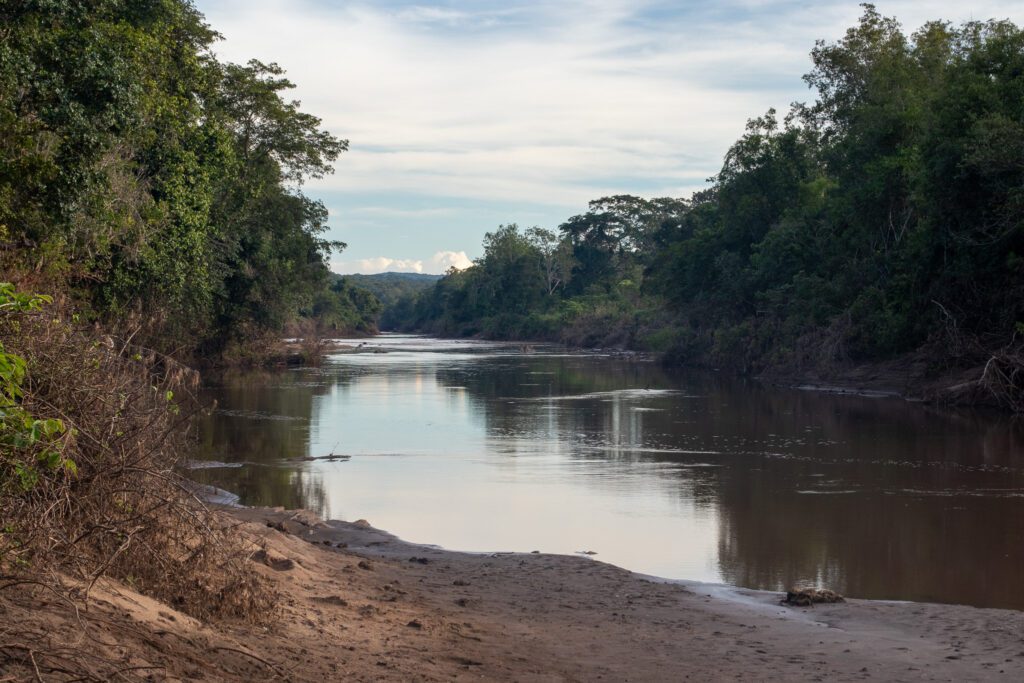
<box><xmin>195</xmin><ymin>371</ymin><xmax>329</xmax><ymax>514</ymax></box>
<box><xmin>194</xmin><ymin>335</ymin><xmax>1024</xmax><ymax>609</ymax></box>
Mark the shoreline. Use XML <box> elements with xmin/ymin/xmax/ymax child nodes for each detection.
<box><xmin>225</xmin><ymin>506</ymin><xmax>1023</xmax><ymax>680</ymax></box>
<box><xmin>229</xmin><ymin>501</ymin><xmax>979</xmax><ymax>614</ymax></box>
<box><xmin>364</xmin><ymin>332</ymin><xmax>1007</xmax><ymax>411</ymax></box>
<box><xmin>14</xmin><ymin>503</ymin><xmax>1021</xmax><ymax>680</ymax></box>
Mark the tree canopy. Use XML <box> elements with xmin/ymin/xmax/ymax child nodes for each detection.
<box><xmin>0</xmin><ymin>0</ymin><xmax>369</xmax><ymax>356</ymax></box>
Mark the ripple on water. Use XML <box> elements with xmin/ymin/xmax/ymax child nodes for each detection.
<box><xmin>520</xmin><ymin>389</ymin><xmax>691</xmax><ymax>401</ymax></box>
<box><xmin>795</xmin><ymin>489</ymin><xmax>859</xmax><ymax>495</ymax></box>
<box><xmin>215</xmin><ymin>409</ymin><xmax>307</xmax><ymax>422</ymax></box>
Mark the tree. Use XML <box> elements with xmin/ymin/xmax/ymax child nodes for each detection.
<box><xmin>0</xmin><ymin>1</ymin><xmax>350</xmax><ymax>358</ymax></box>
<box><xmin>526</xmin><ymin>227</ymin><xmax>572</xmax><ymax>296</ymax></box>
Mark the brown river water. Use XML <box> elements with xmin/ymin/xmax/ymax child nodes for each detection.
<box><xmin>192</xmin><ymin>335</ymin><xmax>1024</xmax><ymax>609</ymax></box>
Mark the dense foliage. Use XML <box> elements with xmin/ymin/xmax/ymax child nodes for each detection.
<box><xmin>345</xmin><ymin>271</ymin><xmax>440</xmax><ymax>306</ymax></box>
<box><xmin>0</xmin><ymin>2</ymin><xmax>308</xmax><ymax>649</ymax></box>
<box><xmin>0</xmin><ymin>0</ymin><xmax>372</xmax><ymax>356</ymax></box>
<box><xmin>392</xmin><ymin>7</ymin><xmax>1024</xmax><ymax>387</ymax></box>
<box><xmin>309</xmin><ymin>274</ymin><xmax>383</xmax><ymax>335</ymax></box>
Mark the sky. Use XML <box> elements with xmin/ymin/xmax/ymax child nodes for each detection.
<box><xmin>194</xmin><ymin>1</ymin><xmax>1024</xmax><ymax>274</ymax></box>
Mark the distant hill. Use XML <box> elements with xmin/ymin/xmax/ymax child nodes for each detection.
<box><xmin>335</xmin><ymin>271</ymin><xmax>443</xmax><ymax>307</ymax></box>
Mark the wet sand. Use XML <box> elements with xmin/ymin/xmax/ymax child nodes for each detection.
<box><xmin>9</xmin><ymin>506</ymin><xmax>1022</xmax><ymax>681</ymax></box>
<box><xmin>221</xmin><ymin>507</ymin><xmax>1024</xmax><ymax>680</ymax></box>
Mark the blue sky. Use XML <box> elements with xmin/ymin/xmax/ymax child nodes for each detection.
<box><xmin>194</xmin><ymin>1</ymin><xmax>1024</xmax><ymax>274</ymax></box>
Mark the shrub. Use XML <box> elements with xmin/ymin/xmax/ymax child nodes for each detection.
<box><xmin>0</xmin><ymin>284</ymin><xmax>276</xmax><ymax>626</ymax></box>
<box><xmin>0</xmin><ymin>284</ymin><xmax>73</xmax><ymax>499</ymax></box>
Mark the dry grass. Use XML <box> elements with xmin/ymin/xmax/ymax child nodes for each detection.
<box><xmin>218</xmin><ymin>322</ymin><xmax>291</xmax><ymax>368</ymax></box>
<box><xmin>294</xmin><ymin>318</ymin><xmax>328</xmax><ymax>367</ymax></box>
<box><xmin>0</xmin><ymin>301</ymin><xmax>278</xmax><ymax>677</ymax></box>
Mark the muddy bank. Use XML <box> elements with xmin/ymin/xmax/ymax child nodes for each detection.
<box><xmin>759</xmin><ymin>354</ymin><xmax>1003</xmax><ymax>408</ymax></box>
<box><xmin>405</xmin><ymin>330</ymin><xmax>1009</xmax><ymax>410</ymax></box>
<box><xmin>9</xmin><ymin>506</ymin><xmax>1022</xmax><ymax>681</ymax></box>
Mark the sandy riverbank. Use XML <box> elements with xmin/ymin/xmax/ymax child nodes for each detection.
<box><xmin>7</xmin><ymin>506</ymin><xmax>1023</xmax><ymax>681</ymax></box>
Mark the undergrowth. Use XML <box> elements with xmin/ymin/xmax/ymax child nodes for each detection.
<box><xmin>0</xmin><ymin>283</ymin><xmax>278</xmax><ymax>678</ymax></box>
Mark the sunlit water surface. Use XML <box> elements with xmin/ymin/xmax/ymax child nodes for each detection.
<box><xmin>194</xmin><ymin>335</ymin><xmax>1024</xmax><ymax>609</ymax></box>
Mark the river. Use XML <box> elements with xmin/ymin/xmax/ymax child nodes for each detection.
<box><xmin>192</xmin><ymin>335</ymin><xmax>1024</xmax><ymax>609</ymax></box>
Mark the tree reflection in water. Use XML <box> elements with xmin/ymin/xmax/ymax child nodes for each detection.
<box><xmin>192</xmin><ymin>337</ymin><xmax>1024</xmax><ymax>609</ymax></box>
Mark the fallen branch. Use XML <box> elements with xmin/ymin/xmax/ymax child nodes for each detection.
<box><xmin>212</xmin><ymin>645</ymin><xmax>290</xmax><ymax>680</ymax></box>
<box><xmin>978</xmin><ymin>344</ymin><xmax>1024</xmax><ymax>413</ymax></box>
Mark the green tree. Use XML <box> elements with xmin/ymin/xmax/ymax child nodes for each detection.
<box><xmin>0</xmin><ymin>1</ymin><xmax>349</xmax><ymax>359</ymax></box>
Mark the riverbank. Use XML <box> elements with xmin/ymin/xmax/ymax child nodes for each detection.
<box><xmin>8</xmin><ymin>505</ymin><xmax>1021</xmax><ymax>681</ymax></box>
<box><xmin>758</xmin><ymin>354</ymin><xmax>997</xmax><ymax>406</ymax></box>
<box><xmin>377</xmin><ymin>329</ymin><xmax>1011</xmax><ymax>410</ymax></box>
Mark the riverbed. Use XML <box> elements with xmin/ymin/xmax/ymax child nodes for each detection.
<box><xmin>192</xmin><ymin>335</ymin><xmax>1024</xmax><ymax>609</ymax></box>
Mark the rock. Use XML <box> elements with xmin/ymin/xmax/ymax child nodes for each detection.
<box><xmin>251</xmin><ymin>548</ymin><xmax>295</xmax><ymax>571</ymax></box>
<box><xmin>782</xmin><ymin>588</ymin><xmax>845</xmax><ymax>607</ymax></box>
<box><xmin>313</xmin><ymin>596</ymin><xmax>349</xmax><ymax>607</ymax></box>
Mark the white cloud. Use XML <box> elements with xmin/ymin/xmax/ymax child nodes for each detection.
<box><xmin>431</xmin><ymin>250</ymin><xmax>473</xmax><ymax>271</ymax></box>
<box><xmin>202</xmin><ymin>0</ymin><xmax>1024</xmax><ymax>210</ymax></box>
<box><xmin>394</xmin><ymin>6</ymin><xmax>476</xmax><ymax>26</ymax></box>
<box><xmin>198</xmin><ymin>0</ymin><xmax>810</xmax><ymax>208</ymax></box>
<box><xmin>347</xmin><ymin>205</ymin><xmax>457</xmax><ymax>218</ymax></box>
<box><xmin>335</xmin><ymin>256</ymin><xmax>425</xmax><ymax>274</ymax></box>
<box><xmin>332</xmin><ymin>250</ymin><xmax>472</xmax><ymax>274</ymax></box>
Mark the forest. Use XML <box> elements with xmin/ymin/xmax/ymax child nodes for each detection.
<box><xmin>0</xmin><ymin>0</ymin><xmax>378</xmax><ymax>363</ymax></box>
<box><xmin>390</xmin><ymin>7</ymin><xmax>1024</xmax><ymax>409</ymax></box>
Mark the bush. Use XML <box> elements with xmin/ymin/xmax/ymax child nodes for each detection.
<box><xmin>0</xmin><ymin>284</ymin><xmax>72</xmax><ymax>497</ymax></box>
<box><xmin>660</xmin><ymin>326</ymin><xmax>712</xmax><ymax>366</ymax></box>
<box><xmin>0</xmin><ymin>285</ymin><xmax>276</xmax><ymax>626</ymax></box>
<box><xmin>640</xmin><ymin>327</ymin><xmax>681</xmax><ymax>353</ymax></box>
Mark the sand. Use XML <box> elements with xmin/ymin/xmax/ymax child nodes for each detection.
<box><xmin>4</xmin><ymin>506</ymin><xmax>1022</xmax><ymax>681</ymax></box>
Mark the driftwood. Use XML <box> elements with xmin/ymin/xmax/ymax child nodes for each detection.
<box><xmin>977</xmin><ymin>345</ymin><xmax>1024</xmax><ymax>413</ymax></box>
<box><xmin>285</xmin><ymin>453</ymin><xmax>351</xmax><ymax>463</ymax></box>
